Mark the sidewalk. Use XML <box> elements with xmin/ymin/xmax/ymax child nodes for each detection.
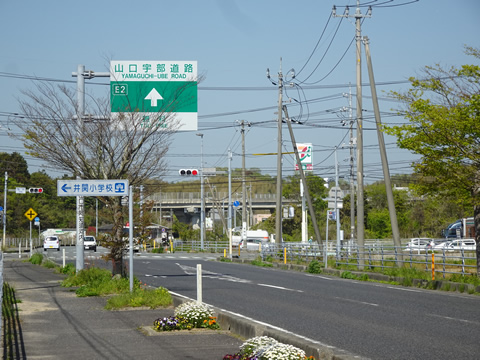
<box><xmin>2</xmin><ymin>259</ymin><xmax>243</xmax><ymax>360</ymax></box>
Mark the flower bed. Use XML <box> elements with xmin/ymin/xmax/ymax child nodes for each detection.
<box><xmin>223</xmin><ymin>336</ymin><xmax>316</xmax><ymax>360</ymax></box>
<box><xmin>153</xmin><ymin>301</ymin><xmax>219</xmax><ymax>331</ymax></box>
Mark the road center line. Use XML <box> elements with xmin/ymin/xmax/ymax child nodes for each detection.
<box><xmin>334</xmin><ymin>297</ymin><xmax>379</xmax><ymax>307</ymax></box>
<box><xmin>257</xmin><ymin>283</ymin><xmax>304</xmax><ymax>293</ymax></box>
<box><xmin>427</xmin><ymin>313</ymin><xmax>479</xmax><ymax>325</ymax></box>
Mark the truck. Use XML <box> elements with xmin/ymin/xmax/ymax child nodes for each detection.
<box><xmin>232</xmin><ymin>229</ymin><xmax>270</xmax><ymax>248</ymax></box>
<box><xmin>442</xmin><ymin>217</ymin><xmax>475</xmax><ymax>239</ymax></box>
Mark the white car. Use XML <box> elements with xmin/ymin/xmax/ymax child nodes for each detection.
<box><xmin>44</xmin><ymin>236</ymin><xmax>60</xmax><ymax>251</ymax></box>
<box><xmin>84</xmin><ymin>236</ymin><xmax>97</xmax><ymax>252</ymax></box>
<box><xmin>438</xmin><ymin>239</ymin><xmax>476</xmax><ymax>252</ymax></box>
<box><xmin>404</xmin><ymin>238</ymin><xmax>433</xmax><ymax>253</ymax></box>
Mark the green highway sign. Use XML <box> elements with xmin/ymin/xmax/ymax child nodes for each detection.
<box><xmin>110</xmin><ymin>61</ymin><xmax>198</xmax><ymax>131</ymax></box>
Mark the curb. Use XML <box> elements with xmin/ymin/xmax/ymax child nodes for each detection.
<box><xmin>170</xmin><ymin>293</ymin><xmax>364</xmax><ymax>360</ymax></box>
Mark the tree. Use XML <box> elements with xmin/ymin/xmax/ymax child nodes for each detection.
<box><xmin>11</xmin><ymin>77</ymin><xmax>196</xmax><ymax>275</ymax></box>
<box><xmin>0</xmin><ymin>152</ymin><xmax>30</xmax><ymax>184</ymax></box>
<box><xmin>385</xmin><ymin>46</ymin><xmax>480</xmax><ymax>275</ymax></box>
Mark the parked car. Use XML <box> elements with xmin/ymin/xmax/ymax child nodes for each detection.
<box><xmin>84</xmin><ymin>236</ymin><xmax>97</xmax><ymax>252</ymax></box>
<box><xmin>437</xmin><ymin>239</ymin><xmax>476</xmax><ymax>252</ymax></box>
<box><xmin>44</xmin><ymin>236</ymin><xmax>60</xmax><ymax>251</ymax></box>
<box><xmin>404</xmin><ymin>238</ymin><xmax>433</xmax><ymax>253</ymax></box>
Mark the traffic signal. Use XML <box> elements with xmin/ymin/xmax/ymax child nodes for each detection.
<box><xmin>179</xmin><ymin>169</ymin><xmax>198</xmax><ymax>176</ymax></box>
<box><xmin>29</xmin><ymin>188</ymin><xmax>43</xmax><ymax>193</ymax></box>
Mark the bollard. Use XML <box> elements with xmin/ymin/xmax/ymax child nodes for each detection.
<box><xmin>224</xmin><ymin>249</ymin><xmax>226</xmax><ymax>258</ymax></box>
<box><xmin>284</xmin><ymin>247</ymin><xmax>287</xmax><ymax>265</ymax></box>
<box><xmin>18</xmin><ymin>242</ymin><xmax>21</xmax><ymax>258</ymax></box>
<box><xmin>431</xmin><ymin>252</ymin><xmax>435</xmax><ymax>281</ymax></box>
<box><xmin>197</xmin><ymin>264</ymin><xmax>202</xmax><ymax>303</ymax></box>
<box><xmin>63</xmin><ymin>248</ymin><xmax>66</xmax><ymax>268</ymax></box>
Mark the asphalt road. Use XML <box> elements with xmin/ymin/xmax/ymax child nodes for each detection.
<box><xmin>32</xmin><ymin>248</ymin><xmax>480</xmax><ymax>359</ymax></box>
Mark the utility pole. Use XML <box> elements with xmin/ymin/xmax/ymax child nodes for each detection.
<box><xmin>267</xmin><ymin>59</ymin><xmax>284</xmax><ymax>244</ymax></box>
<box><xmin>228</xmin><ymin>148</ymin><xmax>232</xmax><ymax>258</ymax></box>
<box><xmin>196</xmin><ymin>133</ymin><xmax>205</xmax><ymax>250</ymax></box>
<box><xmin>237</xmin><ymin>120</ymin><xmax>250</xmax><ymax>243</ymax></box>
<box><xmin>344</xmin><ymin>85</ymin><xmax>355</xmax><ymax>247</ymax></box>
<box><xmin>72</xmin><ymin>65</ymin><xmax>109</xmax><ymax>272</ymax></box>
<box><xmin>334</xmin><ymin>147</ymin><xmax>341</xmax><ymax>257</ymax></box>
<box><xmin>333</xmin><ymin>2</ymin><xmax>371</xmax><ymax>268</ymax></box>
<box><xmin>74</xmin><ymin>64</ymin><xmax>85</xmax><ymax>272</ymax></box>
<box><xmin>2</xmin><ymin>172</ymin><xmax>7</xmax><ymax>249</ymax></box>
<box><xmin>363</xmin><ymin>36</ymin><xmax>402</xmax><ymax>263</ymax></box>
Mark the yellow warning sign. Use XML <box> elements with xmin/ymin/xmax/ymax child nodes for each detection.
<box><xmin>24</xmin><ymin>208</ymin><xmax>38</xmax><ymax>221</ymax></box>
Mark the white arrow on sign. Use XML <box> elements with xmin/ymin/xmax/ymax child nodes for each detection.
<box><xmin>144</xmin><ymin>88</ymin><xmax>163</xmax><ymax>107</ymax></box>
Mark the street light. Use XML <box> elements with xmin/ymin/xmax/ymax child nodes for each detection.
<box><xmin>196</xmin><ymin>133</ymin><xmax>205</xmax><ymax>250</ymax></box>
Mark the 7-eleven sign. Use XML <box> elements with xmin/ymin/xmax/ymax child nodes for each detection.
<box><xmin>295</xmin><ymin>143</ymin><xmax>313</xmax><ymax>171</ymax></box>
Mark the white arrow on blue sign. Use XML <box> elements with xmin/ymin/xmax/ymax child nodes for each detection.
<box><xmin>57</xmin><ymin>180</ymin><xmax>129</xmax><ymax>197</ymax></box>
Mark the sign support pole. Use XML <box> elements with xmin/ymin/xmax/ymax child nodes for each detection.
<box><xmin>29</xmin><ymin>220</ymin><xmax>32</xmax><ymax>256</ymax></box>
<box><xmin>129</xmin><ymin>185</ymin><xmax>134</xmax><ymax>292</ymax></box>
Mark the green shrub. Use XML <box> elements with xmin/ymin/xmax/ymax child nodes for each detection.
<box><xmin>62</xmin><ymin>267</ymin><xmax>135</xmax><ymax>297</ymax></box>
<box><xmin>307</xmin><ymin>260</ymin><xmax>322</xmax><ymax>274</ymax></box>
<box><xmin>57</xmin><ymin>263</ymin><xmax>76</xmax><ymax>276</ymax></box>
<box><xmin>29</xmin><ymin>253</ymin><xmax>43</xmax><ymax>265</ymax></box>
<box><xmin>106</xmin><ymin>287</ymin><xmax>172</xmax><ymax>310</ymax></box>
<box><xmin>151</xmin><ymin>248</ymin><xmax>164</xmax><ymax>254</ymax></box>
<box><xmin>42</xmin><ymin>259</ymin><xmax>57</xmax><ymax>269</ymax></box>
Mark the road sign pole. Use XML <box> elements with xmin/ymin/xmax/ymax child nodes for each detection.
<box><xmin>129</xmin><ymin>185</ymin><xmax>134</xmax><ymax>292</ymax></box>
<box><xmin>29</xmin><ymin>220</ymin><xmax>32</xmax><ymax>256</ymax></box>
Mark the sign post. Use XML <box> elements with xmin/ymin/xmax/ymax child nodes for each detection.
<box><xmin>110</xmin><ymin>61</ymin><xmax>198</xmax><ymax>131</ymax></box>
<box><xmin>24</xmin><ymin>208</ymin><xmax>38</xmax><ymax>256</ymax></box>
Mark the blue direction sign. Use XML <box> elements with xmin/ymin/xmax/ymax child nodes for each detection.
<box><xmin>57</xmin><ymin>180</ymin><xmax>129</xmax><ymax>197</ymax></box>
<box><xmin>110</xmin><ymin>61</ymin><xmax>198</xmax><ymax>131</ymax></box>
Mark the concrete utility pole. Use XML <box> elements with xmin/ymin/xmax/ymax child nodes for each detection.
<box><xmin>363</xmin><ymin>36</ymin><xmax>402</xmax><ymax>262</ymax></box>
<box><xmin>2</xmin><ymin>172</ymin><xmax>7</xmax><ymax>249</ymax></box>
<box><xmin>228</xmin><ymin>149</ymin><xmax>233</xmax><ymax>258</ymax></box>
<box><xmin>346</xmin><ymin>86</ymin><xmax>355</xmax><ymax>246</ymax></box>
<box><xmin>333</xmin><ymin>2</ymin><xmax>371</xmax><ymax>268</ymax></box>
<box><xmin>74</xmin><ymin>64</ymin><xmax>85</xmax><ymax>271</ymax></box>
<box><xmin>196</xmin><ymin>133</ymin><xmax>205</xmax><ymax>250</ymax></box>
<box><xmin>72</xmin><ymin>65</ymin><xmax>109</xmax><ymax>272</ymax></box>
<box><xmin>334</xmin><ymin>147</ymin><xmax>341</xmax><ymax>256</ymax></box>
<box><xmin>274</xmin><ymin>60</ymin><xmax>284</xmax><ymax>244</ymax></box>
<box><xmin>237</xmin><ymin>120</ymin><xmax>250</xmax><ymax>243</ymax></box>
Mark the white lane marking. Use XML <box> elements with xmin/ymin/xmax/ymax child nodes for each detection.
<box><xmin>258</xmin><ymin>283</ymin><xmax>304</xmax><ymax>293</ymax></box>
<box><xmin>334</xmin><ymin>297</ymin><xmax>379</xmax><ymax>307</ymax></box>
<box><xmin>385</xmin><ymin>286</ymin><xmax>421</xmax><ymax>293</ymax></box>
<box><xmin>175</xmin><ymin>263</ymin><xmax>252</xmax><ymax>284</ymax></box>
<box><xmin>427</xmin><ymin>313</ymin><xmax>480</xmax><ymax>325</ymax></box>
<box><xmin>305</xmin><ymin>274</ymin><xmax>334</xmax><ymax>280</ymax></box>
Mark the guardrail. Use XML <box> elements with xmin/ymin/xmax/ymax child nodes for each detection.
<box><xmin>259</xmin><ymin>242</ymin><xmax>477</xmax><ymax>279</ymax></box>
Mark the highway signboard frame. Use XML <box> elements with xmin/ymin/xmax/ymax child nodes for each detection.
<box><xmin>57</xmin><ymin>180</ymin><xmax>129</xmax><ymax>197</ymax></box>
<box><xmin>110</xmin><ymin>60</ymin><xmax>198</xmax><ymax>131</ymax></box>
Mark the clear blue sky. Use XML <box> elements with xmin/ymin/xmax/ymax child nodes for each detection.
<box><xmin>0</xmin><ymin>0</ymin><xmax>478</xmax><ymax>185</ymax></box>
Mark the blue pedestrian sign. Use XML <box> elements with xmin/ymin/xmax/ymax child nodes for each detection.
<box><xmin>233</xmin><ymin>200</ymin><xmax>240</xmax><ymax>207</ymax></box>
<box><xmin>57</xmin><ymin>179</ymin><xmax>129</xmax><ymax>197</ymax></box>
<box><xmin>0</xmin><ymin>206</ymin><xmax>3</xmax><ymax>212</ymax></box>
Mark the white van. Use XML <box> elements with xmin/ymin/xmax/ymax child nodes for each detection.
<box><xmin>440</xmin><ymin>239</ymin><xmax>476</xmax><ymax>252</ymax></box>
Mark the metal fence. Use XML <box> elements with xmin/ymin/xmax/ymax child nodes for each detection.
<box><xmin>260</xmin><ymin>242</ymin><xmax>477</xmax><ymax>279</ymax></box>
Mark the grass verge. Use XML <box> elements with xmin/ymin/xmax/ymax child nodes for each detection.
<box><xmin>2</xmin><ymin>282</ymin><xmax>23</xmax><ymax>359</ymax></box>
